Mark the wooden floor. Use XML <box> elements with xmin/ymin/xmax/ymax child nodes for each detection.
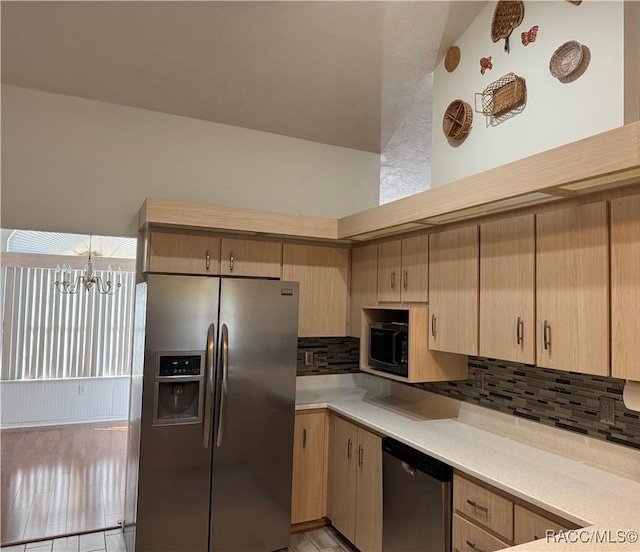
<box><xmin>1</xmin><ymin>422</ymin><xmax>127</xmax><ymax>546</ymax></box>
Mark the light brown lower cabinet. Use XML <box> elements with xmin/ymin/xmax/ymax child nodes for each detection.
<box><xmin>327</xmin><ymin>415</ymin><xmax>382</xmax><ymax>552</ymax></box>
<box><xmin>291</xmin><ymin>410</ymin><xmax>328</xmax><ymax>525</ymax></box>
<box><xmin>454</xmin><ymin>474</ymin><xmax>578</xmax><ymax>551</ymax></box>
<box><xmin>513</xmin><ymin>505</ymin><xmax>570</xmax><ymax>545</ymax></box>
<box><xmin>454</xmin><ymin>513</ymin><xmax>510</xmax><ymax>552</ymax></box>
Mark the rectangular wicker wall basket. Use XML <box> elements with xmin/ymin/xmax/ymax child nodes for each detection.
<box><xmin>475</xmin><ymin>72</ymin><xmax>527</xmax><ymax>117</ymax></box>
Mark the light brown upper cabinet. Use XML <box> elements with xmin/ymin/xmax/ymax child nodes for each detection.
<box><xmin>282</xmin><ymin>244</ymin><xmax>349</xmax><ymax>337</ymax></box>
<box><xmin>611</xmin><ymin>194</ymin><xmax>640</xmax><ymax>380</ymax></box>
<box><xmin>349</xmin><ymin>244</ymin><xmax>378</xmax><ymax>337</ymax></box>
<box><xmin>536</xmin><ymin>202</ymin><xmax>609</xmax><ymax>376</ymax></box>
<box><xmin>147</xmin><ymin>229</ymin><xmax>221</xmax><ymax>275</ymax></box>
<box><xmin>219</xmin><ymin>238</ymin><xmax>282</xmax><ymax>278</ymax></box>
<box><xmin>359</xmin><ymin>307</ymin><xmax>468</xmax><ymax>383</ymax></box>
<box><xmin>480</xmin><ymin>215</ymin><xmax>535</xmax><ymax>364</ymax></box>
<box><xmin>429</xmin><ymin>226</ymin><xmax>479</xmax><ymax>356</ymax></box>
<box><xmin>291</xmin><ymin>410</ymin><xmax>327</xmax><ymax>525</ymax></box>
<box><xmin>377</xmin><ymin>235</ymin><xmax>429</xmax><ymax>304</ymax></box>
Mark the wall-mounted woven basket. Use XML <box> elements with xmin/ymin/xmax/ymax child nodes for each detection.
<box><xmin>442</xmin><ymin>99</ymin><xmax>473</xmax><ymax>140</ymax></box>
<box><xmin>475</xmin><ymin>73</ymin><xmax>527</xmax><ymax>118</ymax></box>
<box><xmin>445</xmin><ymin>46</ymin><xmax>461</xmax><ymax>72</ymax></box>
<box><xmin>491</xmin><ymin>0</ymin><xmax>525</xmax><ymax>52</ymax></box>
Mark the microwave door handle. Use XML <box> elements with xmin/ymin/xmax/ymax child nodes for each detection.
<box><xmin>391</xmin><ymin>331</ymin><xmax>400</xmax><ymax>364</ymax></box>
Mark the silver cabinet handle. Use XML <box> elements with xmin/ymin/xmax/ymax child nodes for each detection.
<box><xmin>216</xmin><ymin>324</ymin><xmax>229</xmax><ymax>448</ymax></box>
<box><xmin>302</xmin><ymin>428</ymin><xmax>307</xmax><ymax>449</ymax></box>
<box><xmin>431</xmin><ymin>314</ymin><xmax>436</xmax><ymax>337</ymax></box>
<box><xmin>347</xmin><ymin>438</ymin><xmax>353</xmax><ymax>460</ymax></box>
<box><xmin>229</xmin><ymin>252</ymin><xmax>234</xmax><ymax>272</ymax></box>
<box><xmin>466</xmin><ymin>499</ymin><xmax>488</xmax><ymax>513</ymax></box>
<box><xmin>516</xmin><ymin>316</ymin><xmax>523</xmax><ymax>345</ymax></box>
<box><xmin>358</xmin><ymin>444</ymin><xmax>363</xmax><ymax>468</ymax></box>
<box><xmin>466</xmin><ymin>541</ymin><xmax>485</xmax><ymax>552</ymax></box>
<box><xmin>543</xmin><ymin>320</ymin><xmax>551</xmax><ymax>351</ymax></box>
<box><xmin>203</xmin><ymin>323</ymin><xmax>215</xmax><ymax>448</ymax></box>
<box><xmin>403</xmin><ymin>269</ymin><xmax>408</xmax><ymax>291</ymax></box>
<box><xmin>391</xmin><ymin>271</ymin><xmax>396</xmax><ymax>290</ymax></box>
<box><xmin>205</xmin><ymin>250</ymin><xmax>211</xmax><ymax>271</ymax></box>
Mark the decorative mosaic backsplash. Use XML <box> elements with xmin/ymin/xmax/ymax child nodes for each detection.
<box><xmin>417</xmin><ymin>358</ymin><xmax>640</xmax><ymax>451</ymax></box>
<box><xmin>296</xmin><ymin>337</ymin><xmax>360</xmax><ymax>376</ymax></box>
<box><xmin>296</xmin><ymin>337</ymin><xmax>640</xmax><ymax>451</ymax></box>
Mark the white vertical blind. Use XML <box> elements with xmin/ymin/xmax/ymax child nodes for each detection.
<box><xmin>1</xmin><ymin>266</ymin><xmax>135</xmax><ymax>380</ymax></box>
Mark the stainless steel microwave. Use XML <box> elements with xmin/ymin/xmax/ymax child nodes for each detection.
<box><xmin>368</xmin><ymin>322</ymin><xmax>409</xmax><ymax>377</ymax></box>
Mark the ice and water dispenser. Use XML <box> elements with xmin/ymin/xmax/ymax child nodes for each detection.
<box><xmin>153</xmin><ymin>351</ymin><xmax>205</xmax><ymax>426</ymax></box>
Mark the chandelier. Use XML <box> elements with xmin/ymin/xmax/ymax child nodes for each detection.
<box><xmin>53</xmin><ymin>236</ymin><xmax>122</xmax><ymax>295</ymax></box>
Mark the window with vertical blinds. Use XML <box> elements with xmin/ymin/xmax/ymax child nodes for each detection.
<box><xmin>1</xmin><ymin>266</ymin><xmax>135</xmax><ymax>380</ymax></box>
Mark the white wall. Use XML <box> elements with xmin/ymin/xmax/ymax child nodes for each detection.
<box><xmin>0</xmin><ymin>376</ymin><xmax>129</xmax><ymax>428</ymax></box>
<box><xmin>432</xmin><ymin>1</ymin><xmax>624</xmax><ymax>187</ymax></box>
<box><xmin>1</xmin><ymin>85</ymin><xmax>380</xmax><ymax>237</ymax></box>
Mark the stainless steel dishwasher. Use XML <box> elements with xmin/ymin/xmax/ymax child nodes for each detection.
<box><xmin>382</xmin><ymin>437</ymin><xmax>453</xmax><ymax>552</ymax></box>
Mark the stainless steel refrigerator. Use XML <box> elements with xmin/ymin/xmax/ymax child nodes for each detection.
<box><xmin>125</xmin><ymin>275</ymin><xmax>299</xmax><ymax>552</ymax></box>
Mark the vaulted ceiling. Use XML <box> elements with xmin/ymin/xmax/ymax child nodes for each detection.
<box><xmin>2</xmin><ymin>1</ymin><xmax>485</xmax><ymax>153</ymax></box>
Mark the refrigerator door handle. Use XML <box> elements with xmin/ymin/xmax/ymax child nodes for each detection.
<box><xmin>216</xmin><ymin>323</ymin><xmax>229</xmax><ymax>448</ymax></box>
<box><xmin>203</xmin><ymin>323</ymin><xmax>216</xmax><ymax>448</ymax></box>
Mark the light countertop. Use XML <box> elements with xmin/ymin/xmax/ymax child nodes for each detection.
<box><xmin>295</xmin><ymin>375</ymin><xmax>640</xmax><ymax>551</ymax></box>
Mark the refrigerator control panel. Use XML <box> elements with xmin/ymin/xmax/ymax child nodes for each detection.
<box><xmin>158</xmin><ymin>354</ymin><xmax>203</xmax><ymax>377</ymax></box>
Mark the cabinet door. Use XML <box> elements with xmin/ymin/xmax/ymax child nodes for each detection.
<box><xmin>355</xmin><ymin>428</ymin><xmax>382</xmax><ymax>552</ymax></box>
<box><xmin>401</xmin><ymin>234</ymin><xmax>429</xmax><ymax>303</ymax></box>
<box><xmin>377</xmin><ymin>241</ymin><xmax>402</xmax><ymax>303</ymax></box>
<box><xmin>147</xmin><ymin>230</ymin><xmax>220</xmax><ymax>275</ymax></box>
<box><xmin>514</xmin><ymin>505</ymin><xmax>570</xmax><ymax>545</ymax></box>
<box><xmin>327</xmin><ymin>416</ymin><xmax>358</xmax><ymax>543</ymax></box>
<box><xmin>611</xmin><ymin>195</ymin><xmax>640</xmax><ymax>380</ymax></box>
<box><xmin>220</xmin><ymin>238</ymin><xmax>282</xmax><ymax>278</ymax></box>
<box><xmin>536</xmin><ymin>203</ymin><xmax>609</xmax><ymax>375</ymax></box>
<box><xmin>282</xmin><ymin>244</ymin><xmax>349</xmax><ymax>337</ymax></box>
<box><xmin>429</xmin><ymin>226</ymin><xmax>479</xmax><ymax>356</ymax></box>
<box><xmin>350</xmin><ymin>245</ymin><xmax>378</xmax><ymax>337</ymax></box>
<box><xmin>480</xmin><ymin>215</ymin><xmax>535</xmax><ymax>364</ymax></box>
<box><xmin>291</xmin><ymin>411</ymin><xmax>327</xmax><ymax>524</ymax></box>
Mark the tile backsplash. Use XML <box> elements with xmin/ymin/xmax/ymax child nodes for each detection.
<box><xmin>297</xmin><ymin>337</ymin><xmax>640</xmax><ymax>451</ymax></box>
<box><xmin>297</xmin><ymin>337</ymin><xmax>360</xmax><ymax>376</ymax></box>
<box><xmin>417</xmin><ymin>357</ymin><xmax>640</xmax><ymax>451</ymax></box>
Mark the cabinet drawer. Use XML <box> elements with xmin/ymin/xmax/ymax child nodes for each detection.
<box><xmin>514</xmin><ymin>505</ymin><xmax>570</xmax><ymax>545</ymax></box>
<box><xmin>454</xmin><ymin>514</ymin><xmax>510</xmax><ymax>552</ymax></box>
<box><xmin>454</xmin><ymin>475</ymin><xmax>514</xmax><ymax>541</ymax></box>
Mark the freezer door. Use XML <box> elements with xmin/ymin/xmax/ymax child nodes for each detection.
<box><xmin>210</xmin><ymin>279</ymin><xmax>299</xmax><ymax>552</ymax></box>
<box><xmin>135</xmin><ymin>275</ymin><xmax>220</xmax><ymax>552</ymax></box>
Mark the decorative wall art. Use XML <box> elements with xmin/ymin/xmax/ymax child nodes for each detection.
<box><xmin>491</xmin><ymin>0</ymin><xmax>525</xmax><ymax>53</ymax></box>
<box><xmin>480</xmin><ymin>56</ymin><xmax>493</xmax><ymax>75</ymax></box>
<box><xmin>445</xmin><ymin>46</ymin><xmax>461</xmax><ymax>72</ymax></box>
<box><xmin>521</xmin><ymin>25</ymin><xmax>539</xmax><ymax>46</ymax></box>
<box><xmin>549</xmin><ymin>40</ymin><xmax>591</xmax><ymax>83</ymax></box>
<box><xmin>442</xmin><ymin>99</ymin><xmax>473</xmax><ymax>141</ymax></box>
<box><xmin>475</xmin><ymin>72</ymin><xmax>527</xmax><ymax>126</ymax></box>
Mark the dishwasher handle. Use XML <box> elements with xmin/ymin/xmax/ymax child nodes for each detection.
<box><xmin>382</xmin><ymin>437</ymin><xmax>452</xmax><ymax>482</ymax></box>
<box><xmin>401</xmin><ymin>461</ymin><xmax>416</xmax><ymax>476</ymax></box>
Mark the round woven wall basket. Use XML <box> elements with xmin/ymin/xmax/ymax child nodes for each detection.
<box><xmin>442</xmin><ymin>99</ymin><xmax>473</xmax><ymax>140</ymax></box>
<box><xmin>445</xmin><ymin>46</ymin><xmax>461</xmax><ymax>72</ymax></box>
